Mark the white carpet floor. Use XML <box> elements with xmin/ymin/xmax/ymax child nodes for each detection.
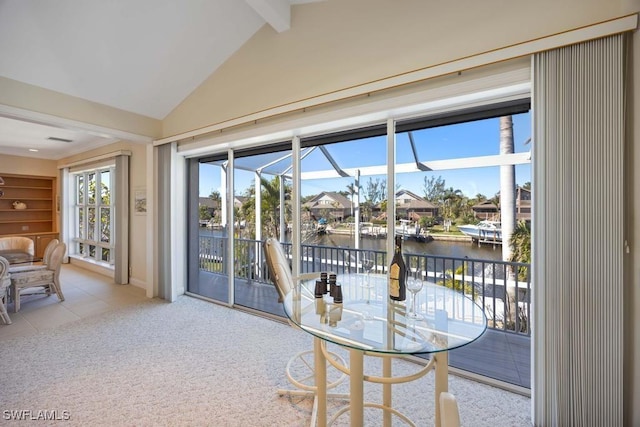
<box><xmin>0</xmin><ymin>269</ymin><xmax>531</xmax><ymax>426</ymax></box>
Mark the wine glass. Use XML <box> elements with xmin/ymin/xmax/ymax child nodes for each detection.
<box><xmin>407</xmin><ymin>274</ymin><xmax>424</xmax><ymax>319</ymax></box>
<box><xmin>360</xmin><ymin>252</ymin><xmax>375</xmax><ymax>312</ymax></box>
<box><xmin>361</xmin><ymin>254</ymin><xmax>375</xmax><ymax>289</ymax></box>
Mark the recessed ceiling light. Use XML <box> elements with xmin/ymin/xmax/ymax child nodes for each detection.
<box><xmin>29</xmin><ymin>148</ymin><xmax>39</xmax><ymax>152</ymax></box>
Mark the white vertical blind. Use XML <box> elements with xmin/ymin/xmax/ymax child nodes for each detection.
<box><xmin>114</xmin><ymin>154</ymin><xmax>129</xmax><ymax>284</ymax></box>
<box><xmin>156</xmin><ymin>143</ymin><xmax>174</xmax><ymax>300</ymax></box>
<box><xmin>59</xmin><ymin>168</ymin><xmax>70</xmax><ymax>262</ymax></box>
<box><xmin>532</xmin><ymin>33</ymin><xmax>625</xmax><ymax>426</ymax></box>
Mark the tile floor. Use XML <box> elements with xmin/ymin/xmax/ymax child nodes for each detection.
<box><xmin>0</xmin><ymin>263</ymin><xmax>148</xmax><ymax>342</ymax></box>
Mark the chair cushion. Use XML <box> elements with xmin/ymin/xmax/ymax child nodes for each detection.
<box><xmin>264</xmin><ymin>238</ymin><xmax>293</xmax><ymax>300</ymax></box>
<box><xmin>8</xmin><ymin>264</ymin><xmax>47</xmax><ymax>274</ymax></box>
<box><xmin>10</xmin><ymin>269</ymin><xmax>54</xmax><ymax>287</ymax></box>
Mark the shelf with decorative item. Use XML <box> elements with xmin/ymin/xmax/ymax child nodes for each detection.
<box><xmin>0</xmin><ymin>200</ymin><xmax>52</xmax><ymax>210</ymax></box>
<box><xmin>0</xmin><ymin>173</ymin><xmax>57</xmax><ymax>239</ymax></box>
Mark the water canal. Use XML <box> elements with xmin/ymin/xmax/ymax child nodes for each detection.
<box><xmin>306</xmin><ymin>232</ymin><xmax>503</xmax><ymax>261</ymax></box>
<box><xmin>199</xmin><ymin>227</ymin><xmax>504</xmax><ymax>262</ymax></box>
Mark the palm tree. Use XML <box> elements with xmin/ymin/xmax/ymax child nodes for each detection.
<box><xmin>500</xmin><ymin>115</ymin><xmax>516</xmax><ymax>263</ymax></box>
<box><xmin>209</xmin><ymin>190</ymin><xmax>221</xmax><ymax>201</ymax></box>
<box><xmin>442</xmin><ymin>187</ymin><xmax>463</xmax><ymax>219</ymax></box>
<box><xmin>209</xmin><ymin>190</ymin><xmax>221</xmax><ymax>223</ymax></box>
<box><xmin>346</xmin><ymin>182</ymin><xmax>358</xmax><ymax>218</ymax></box>
<box><xmin>260</xmin><ymin>176</ymin><xmax>290</xmax><ymax>239</ymax></box>
<box><xmin>509</xmin><ymin>220</ymin><xmax>531</xmax><ymax>281</ymax></box>
<box><xmin>499</xmin><ymin>115</ymin><xmax>518</xmax><ymax>327</ymax></box>
<box><xmin>241</xmin><ymin>176</ymin><xmax>291</xmax><ymax>239</ymax></box>
<box><xmin>506</xmin><ymin>219</ymin><xmax>531</xmax><ymax>333</ymax></box>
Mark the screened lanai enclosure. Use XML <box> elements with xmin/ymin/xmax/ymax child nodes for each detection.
<box><xmin>185</xmin><ymin>99</ymin><xmax>533</xmax><ymax>389</ymax></box>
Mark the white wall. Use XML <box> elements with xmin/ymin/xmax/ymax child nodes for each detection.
<box><xmin>163</xmin><ymin>0</ymin><xmax>632</xmax><ymax>136</ymax></box>
<box><xmin>126</xmin><ymin>142</ymin><xmax>148</xmax><ymax>288</ymax></box>
<box><xmin>0</xmin><ymin>77</ymin><xmax>161</xmax><ymax>138</ymax></box>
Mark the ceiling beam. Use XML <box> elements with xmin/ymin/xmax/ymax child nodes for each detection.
<box><xmin>245</xmin><ymin>0</ymin><xmax>291</xmax><ymax>33</ymax></box>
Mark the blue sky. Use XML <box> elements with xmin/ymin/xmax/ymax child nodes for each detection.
<box><xmin>200</xmin><ymin>112</ymin><xmax>531</xmax><ymax>199</ymax></box>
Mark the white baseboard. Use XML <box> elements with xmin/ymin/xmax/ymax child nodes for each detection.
<box><xmin>69</xmin><ymin>255</ymin><xmax>114</xmax><ymax>278</ymax></box>
<box><xmin>128</xmin><ymin>277</ymin><xmax>146</xmax><ymax>290</ymax></box>
<box><xmin>68</xmin><ymin>256</ymin><xmax>147</xmax><ymax>291</ymax></box>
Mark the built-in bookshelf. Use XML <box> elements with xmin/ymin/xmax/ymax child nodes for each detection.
<box><xmin>0</xmin><ymin>173</ymin><xmax>58</xmax><ymax>257</ymax></box>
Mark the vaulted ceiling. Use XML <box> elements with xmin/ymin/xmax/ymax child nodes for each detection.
<box><xmin>0</xmin><ymin>0</ymin><xmax>320</xmax><ymax>159</ymax></box>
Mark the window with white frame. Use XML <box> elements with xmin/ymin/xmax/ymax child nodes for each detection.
<box><xmin>72</xmin><ymin>166</ymin><xmax>115</xmax><ymax>264</ymax></box>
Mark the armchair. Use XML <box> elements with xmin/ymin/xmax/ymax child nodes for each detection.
<box><xmin>0</xmin><ymin>256</ymin><xmax>11</xmax><ymax>324</ymax></box>
<box><xmin>10</xmin><ymin>242</ymin><xmax>66</xmax><ymax>312</ymax></box>
<box><xmin>8</xmin><ymin>238</ymin><xmax>59</xmax><ymax>273</ymax></box>
<box><xmin>0</xmin><ymin>236</ymin><xmax>34</xmax><ymax>255</ymax></box>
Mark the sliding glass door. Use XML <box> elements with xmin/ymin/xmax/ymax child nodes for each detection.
<box><xmin>187</xmin><ymin>155</ymin><xmax>230</xmax><ymax>303</ymax></box>
<box><xmin>232</xmin><ymin>145</ymin><xmax>292</xmax><ymax>315</ymax></box>
<box><xmin>187</xmin><ymin>145</ymin><xmax>294</xmax><ymax>313</ymax></box>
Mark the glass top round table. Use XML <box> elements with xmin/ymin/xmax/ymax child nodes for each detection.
<box><xmin>284</xmin><ymin>273</ymin><xmax>487</xmax><ymax>355</ymax></box>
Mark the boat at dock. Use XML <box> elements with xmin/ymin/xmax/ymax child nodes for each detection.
<box><xmin>457</xmin><ymin>220</ymin><xmax>502</xmax><ymax>243</ymax></box>
<box><xmin>360</xmin><ymin>222</ymin><xmax>387</xmax><ymax>238</ymax></box>
<box><xmin>316</xmin><ymin>218</ymin><xmax>328</xmax><ymax>234</ymax></box>
<box><xmin>395</xmin><ymin>219</ymin><xmax>431</xmax><ymax>242</ymax></box>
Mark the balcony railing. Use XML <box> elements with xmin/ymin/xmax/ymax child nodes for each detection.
<box><xmin>198</xmin><ymin>235</ymin><xmax>531</xmax><ymax>336</ymax></box>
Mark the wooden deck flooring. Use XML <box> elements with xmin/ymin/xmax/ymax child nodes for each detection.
<box><xmin>191</xmin><ymin>271</ymin><xmax>531</xmax><ymax>390</ymax></box>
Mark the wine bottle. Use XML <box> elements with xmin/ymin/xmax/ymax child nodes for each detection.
<box><xmin>389</xmin><ymin>235</ymin><xmax>407</xmax><ymax>301</ymax></box>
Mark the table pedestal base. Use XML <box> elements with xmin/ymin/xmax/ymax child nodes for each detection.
<box><xmin>315</xmin><ymin>339</ymin><xmax>447</xmax><ymax>427</ymax></box>
<box><xmin>277</xmin><ymin>340</ymin><xmax>349</xmax><ymax>426</ymax></box>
